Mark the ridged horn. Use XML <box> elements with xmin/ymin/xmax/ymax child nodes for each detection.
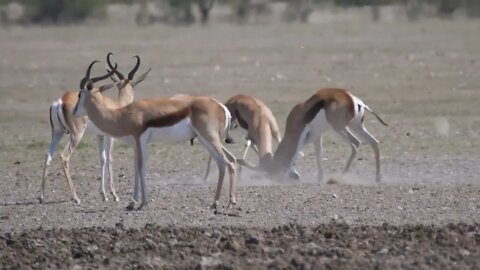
<box><xmin>127</xmin><ymin>55</ymin><xmax>140</xmax><ymax>80</ymax></box>
<box><xmin>106</xmin><ymin>52</ymin><xmax>125</xmax><ymax>80</ymax></box>
<box><xmin>80</xmin><ymin>60</ymin><xmax>99</xmax><ymax>89</ymax></box>
<box><xmin>90</xmin><ymin>63</ymin><xmax>118</xmax><ymax>84</ymax></box>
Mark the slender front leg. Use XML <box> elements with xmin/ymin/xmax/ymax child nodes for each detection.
<box><xmin>40</xmin><ymin>130</ymin><xmax>64</xmax><ymax>204</ymax></box>
<box><xmin>97</xmin><ymin>135</ymin><xmax>108</xmax><ymax>201</ymax></box>
<box><xmin>105</xmin><ymin>137</ymin><xmax>119</xmax><ymax>201</ymax></box>
<box><xmin>242</xmin><ymin>139</ymin><xmax>252</xmax><ymax>159</ymax></box>
<box><xmin>137</xmin><ymin>138</ymin><xmax>149</xmax><ymax>210</ymax></box>
<box><xmin>127</xmin><ymin>146</ymin><xmax>140</xmax><ymax>211</ymax></box>
<box><xmin>314</xmin><ymin>136</ymin><xmax>324</xmax><ymax>181</ymax></box>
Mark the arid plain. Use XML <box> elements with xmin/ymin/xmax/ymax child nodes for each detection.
<box><xmin>0</xmin><ymin>20</ymin><xmax>479</xmax><ymax>268</ymax></box>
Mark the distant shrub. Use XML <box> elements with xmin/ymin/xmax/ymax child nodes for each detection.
<box><xmin>19</xmin><ymin>0</ymin><xmax>107</xmax><ymax>24</ymax></box>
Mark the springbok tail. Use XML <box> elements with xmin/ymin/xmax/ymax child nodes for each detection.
<box><xmin>365</xmin><ymin>107</ymin><xmax>388</xmax><ymax>126</ymax></box>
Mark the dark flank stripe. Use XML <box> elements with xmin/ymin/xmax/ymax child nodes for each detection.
<box><xmin>304</xmin><ymin>100</ymin><xmax>325</xmax><ymax>124</ymax></box>
<box><xmin>235</xmin><ymin>110</ymin><xmax>249</xmax><ymax>130</ymax></box>
<box><xmin>144</xmin><ymin>107</ymin><xmax>191</xmax><ymax>130</ymax></box>
<box><xmin>49</xmin><ymin>105</ymin><xmax>54</xmax><ymax>130</ymax></box>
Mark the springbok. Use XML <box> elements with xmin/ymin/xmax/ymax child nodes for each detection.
<box><xmin>239</xmin><ymin>88</ymin><xmax>387</xmax><ymax>182</ymax></box>
<box><xmin>203</xmin><ymin>94</ymin><xmax>301</xmax><ymax>180</ymax></box>
<box><xmin>73</xmin><ymin>61</ymin><xmax>237</xmax><ymax>210</ymax></box>
<box><xmin>40</xmin><ymin>53</ymin><xmax>151</xmax><ymax>204</ymax></box>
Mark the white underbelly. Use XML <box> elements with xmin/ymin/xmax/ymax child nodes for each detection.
<box><xmin>147</xmin><ymin>118</ymin><xmax>195</xmax><ymax>143</ymax></box>
<box><xmin>306</xmin><ymin>109</ymin><xmax>331</xmax><ymax>142</ymax></box>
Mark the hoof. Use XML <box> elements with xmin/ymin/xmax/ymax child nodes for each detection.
<box><xmin>227</xmin><ymin>198</ymin><xmax>237</xmax><ymax>209</ymax></box>
<box><xmin>210</xmin><ymin>201</ymin><xmax>218</xmax><ymax>210</ymax></box>
<box><xmin>110</xmin><ymin>191</ymin><xmax>120</xmax><ymax>202</ymax></box>
<box><xmin>101</xmin><ymin>194</ymin><xmax>108</xmax><ymax>202</ymax></box>
<box><xmin>137</xmin><ymin>202</ymin><xmax>147</xmax><ymax>210</ymax></box>
<box><xmin>126</xmin><ymin>202</ymin><xmax>136</xmax><ymax>211</ymax></box>
<box><xmin>73</xmin><ymin>198</ymin><xmax>81</xmax><ymax>204</ymax></box>
<box><xmin>288</xmin><ymin>171</ymin><xmax>301</xmax><ymax>180</ymax></box>
<box><xmin>38</xmin><ymin>196</ymin><xmax>44</xmax><ymax>204</ymax></box>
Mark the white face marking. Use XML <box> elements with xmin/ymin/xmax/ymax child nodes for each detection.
<box><xmin>73</xmin><ymin>90</ymin><xmax>88</xmax><ymax>117</ymax></box>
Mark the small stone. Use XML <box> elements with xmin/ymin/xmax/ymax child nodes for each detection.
<box><xmin>459</xmin><ymin>249</ymin><xmax>470</xmax><ymax>256</ymax></box>
<box><xmin>245</xmin><ymin>235</ymin><xmax>260</xmax><ymax>245</ymax></box>
<box><xmin>378</xmin><ymin>248</ymin><xmax>389</xmax><ymax>255</ymax></box>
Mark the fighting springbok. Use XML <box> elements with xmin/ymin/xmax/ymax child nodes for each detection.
<box><xmin>73</xmin><ymin>61</ymin><xmax>237</xmax><ymax>210</ymax></box>
<box><xmin>239</xmin><ymin>88</ymin><xmax>387</xmax><ymax>182</ymax></box>
<box><xmin>40</xmin><ymin>53</ymin><xmax>150</xmax><ymax>204</ymax></box>
<box><xmin>203</xmin><ymin>94</ymin><xmax>300</xmax><ymax>180</ymax></box>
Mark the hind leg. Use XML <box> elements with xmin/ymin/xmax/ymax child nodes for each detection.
<box><xmin>349</xmin><ymin>123</ymin><xmax>381</xmax><ymax>182</ymax></box>
<box><xmin>40</xmin><ymin>130</ymin><xmax>64</xmax><ymax>203</ymax></box>
<box><xmin>203</xmin><ymin>156</ymin><xmax>212</xmax><ymax>181</ymax></box>
<box><xmin>313</xmin><ymin>136</ymin><xmax>324</xmax><ymax>181</ymax></box>
<box><xmin>222</xmin><ymin>146</ymin><xmax>237</xmax><ymax>208</ymax></box>
<box><xmin>60</xmin><ymin>131</ymin><xmax>84</xmax><ymax>204</ymax></box>
<box><xmin>196</xmin><ymin>132</ymin><xmax>236</xmax><ymax>210</ymax></box>
<box><xmin>336</xmin><ymin>128</ymin><xmax>360</xmax><ymax>174</ymax></box>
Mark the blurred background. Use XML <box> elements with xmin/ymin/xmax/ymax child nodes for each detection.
<box><xmin>0</xmin><ymin>0</ymin><xmax>479</xmax><ymax>26</ymax></box>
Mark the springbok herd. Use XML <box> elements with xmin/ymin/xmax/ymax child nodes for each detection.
<box><xmin>39</xmin><ymin>53</ymin><xmax>388</xmax><ymax>211</ymax></box>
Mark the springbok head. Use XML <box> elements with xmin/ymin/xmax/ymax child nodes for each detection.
<box><xmin>106</xmin><ymin>52</ymin><xmax>151</xmax><ymax>97</ymax></box>
<box><xmin>74</xmin><ymin>60</ymin><xmax>116</xmax><ymax>117</ymax></box>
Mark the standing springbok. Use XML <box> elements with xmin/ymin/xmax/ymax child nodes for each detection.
<box><xmin>203</xmin><ymin>94</ymin><xmax>301</xmax><ymax>180</ymax></box>
<box><xmin>73</xmin><ymin>61</ymin><xmax>237</xmax><ymax>210</ymax></box>
<box><xmin>40</xmin><ymin>53</ymin><xmax>151</xmax><ymax>204</ymax></box>
<box><xmin>239</xmin><ymin>88</ymin><xmax>387</xmax><ymax>182</ymax></box>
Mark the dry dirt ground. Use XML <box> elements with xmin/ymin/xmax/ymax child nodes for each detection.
<box><xmin>0</xmin><ymin>19</ymin><xmax>479</xmax><ymax>268</ymax></box>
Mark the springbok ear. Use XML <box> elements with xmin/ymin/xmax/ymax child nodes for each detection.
<box><xmin>132</xmin><ymin>68</ymin><xmax>151</xmax><ymax>87</ymax></box>
<box><xmin>99</xmin><ymin>84</ymin><xmax>114</xmax><ymax>93</ymax></box>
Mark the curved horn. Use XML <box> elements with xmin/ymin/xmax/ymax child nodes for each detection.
<box><xmin>80</xmin><ymin>60</ymin><xmax>99</xmax><ymax>89</ymax></box>
<box><xmin>127</xmin><ymin>55</ymin><xmax>140</xmax><ymax>80</ymax></box>
<box><xmin>106</xmin><ymin>52</ymin><xmax>125</xmax><ymax>80</ymax></box>
<box><xmin>90</xmin><ymin>63</ymin><xmax>118</xmax><ymax>84</ymax></box>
